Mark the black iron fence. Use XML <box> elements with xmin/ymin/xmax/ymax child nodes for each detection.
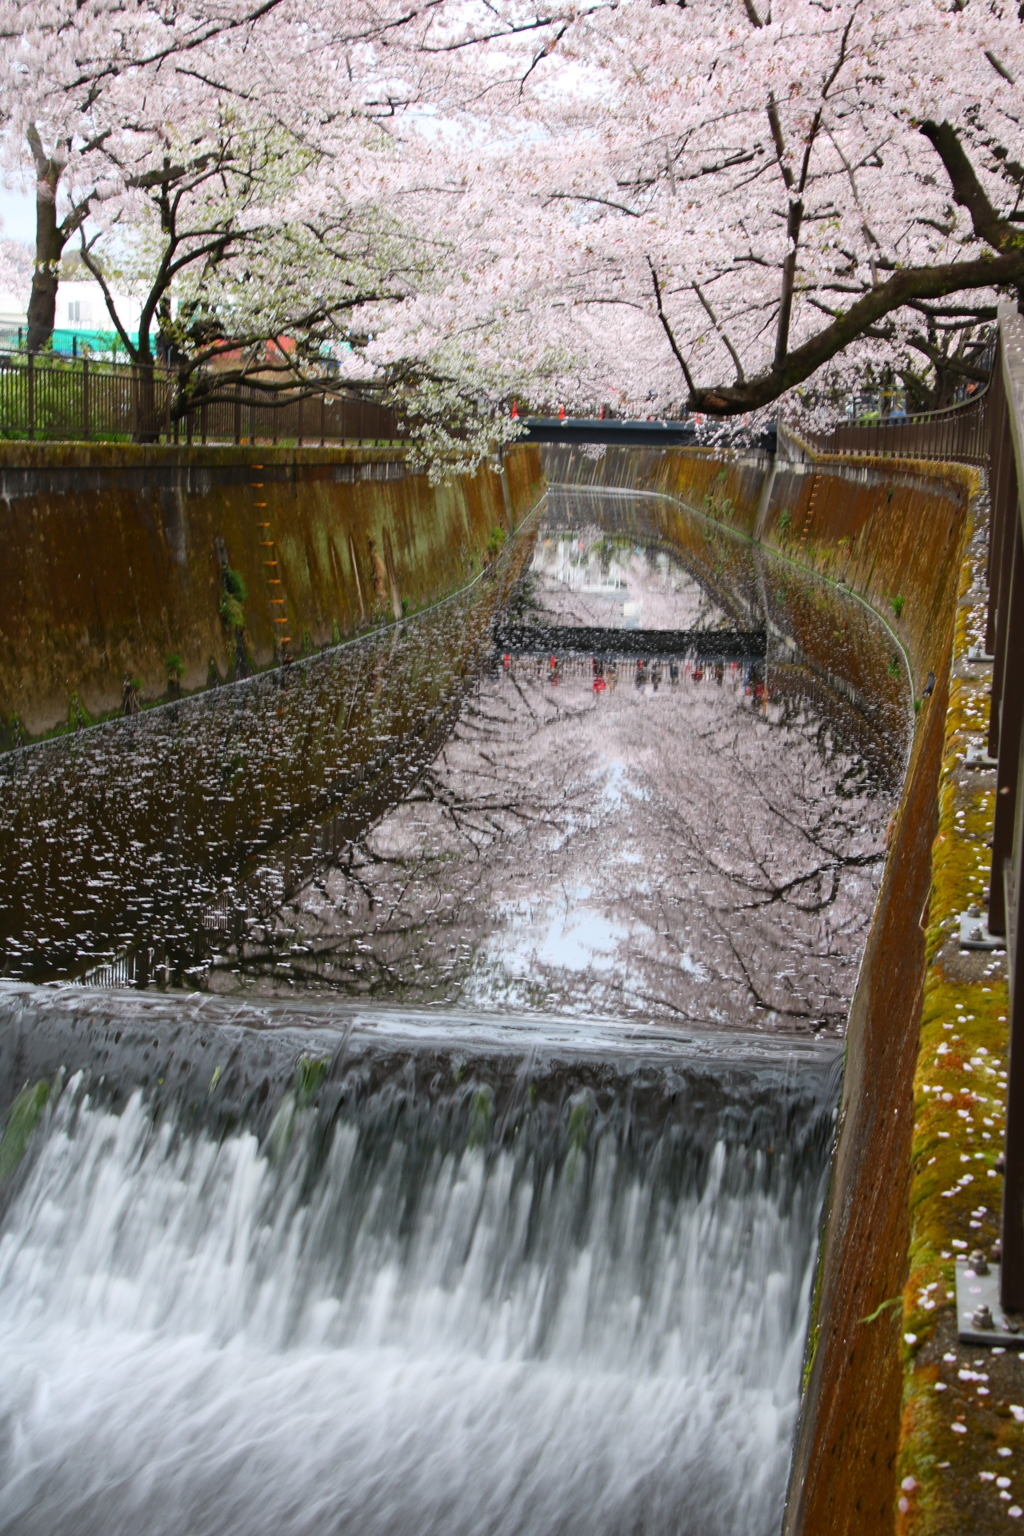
<box><xmin>0</xmin><ymin>351</ymin><xmax>404</xmax><ymax>445</ymax></box>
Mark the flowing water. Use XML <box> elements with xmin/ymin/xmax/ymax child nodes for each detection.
<box><xmin>0</xmin><ymin>482</ymin><xmax>909</xmax><ymax>1535</ymax></box>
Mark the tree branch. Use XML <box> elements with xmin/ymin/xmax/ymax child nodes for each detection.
<box><xmin>692</xmin><ymin>281</ymin><xmax>745</xmax><ymax>383</ymax></box>
<box><xmin>918</xmin><ymin>120</ymin><xmax>1017</xmax><ymax>250</ymax></box>
<box><xmin>689</xmin><ymin>247</ymin><xmax>1024</xmax><ymax>413</ymax></box>
<box><xmin>647</xmin><ymin>257</ymin><xmax>696</xmax><ymax>394</ymax></box>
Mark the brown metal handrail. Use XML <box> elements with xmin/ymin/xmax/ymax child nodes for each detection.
<box><xmin>805</xmin><ymin>385</ymin><xmax>991</xmax><ymax>465</ymax></box>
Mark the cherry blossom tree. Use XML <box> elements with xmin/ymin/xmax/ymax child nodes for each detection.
<box><xmin>10</xmin><ymin>0</ymin><xmax>1024</xmax><ymax>438</ymax></box>
<box><xmin>0</xmin><ymin>231</ymin><xmax>31</xmax><ymax>309</ymax></box>
<box><xmin>0</xmin><ymin>0</ymin><xmax>551</xmax><ymax>463</ymax></box>
<box><xmin>0</xmin><ymin>0</ymin><xmax>482</xmax><ymax>353</ymax></box>
<box><xmin>0</xmin><ymin>0</ymin><xmax>301</xmax><ymax>350</ymax></box>
<box><xmin>371</xmin><ymin>0</ymin><xmax>1024</xmax><ymax>419</ymax></box>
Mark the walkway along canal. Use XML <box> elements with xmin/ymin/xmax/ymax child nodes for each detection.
<box><xmin>0</xmin><ymin>438</ymin><xmax>977</xmax><ymax>1533</ymax></box>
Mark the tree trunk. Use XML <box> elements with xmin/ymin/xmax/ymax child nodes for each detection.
<box><xmin>135</xmin><ymin>358</ymin><xmax>160</xmax><ymax>443</ymax></box>
<box><xmin>25</xmin><ymin>146</ymin><xmax>64</xmax><ymax>354</ymax></box>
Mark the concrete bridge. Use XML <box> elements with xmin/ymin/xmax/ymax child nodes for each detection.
<box><xmin>519</xmin><ymin>414</ymin><xmax>778</xmax><ymax>452</ymax></box>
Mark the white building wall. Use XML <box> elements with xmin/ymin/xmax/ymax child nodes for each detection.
<box><xmin>58</xmin><ymin>281</ymin><xmax>142</xmax><ymax>333</ymax></box>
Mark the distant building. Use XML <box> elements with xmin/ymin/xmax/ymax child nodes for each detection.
<box><xmin>54</xmin><ymin>280</ymin><xmax>141</xmax><ymax>355</ymax></box>
<box><xmin>0</xmin><ymin>275</ymin><xmax>141</xmax><ymax>355</ymax></box>
<box><xmin>58</xmin><ymin>280</ymin><xmax>141</xmax><ymax>338</ymax></box>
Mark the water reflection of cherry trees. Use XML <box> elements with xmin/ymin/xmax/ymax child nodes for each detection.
<box><xmin>229</xmin><ymin>519</ymin><xmax>896</xmax><ymax>1038</ymax></box>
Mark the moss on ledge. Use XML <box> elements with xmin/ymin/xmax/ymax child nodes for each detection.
<box><xmin>896</xmin><ymin>497</ymin><xmax>1022</xmax><ymax>1535</ymax></box>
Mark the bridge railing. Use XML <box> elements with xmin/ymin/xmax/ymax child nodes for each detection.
<box><xmin>0</xmin><ymin>350</ymin><xmax>404</xmax><ymax>445</ymax></box>
<box><xmin>804</xmin><ymin>389</ymin><xmax>990</xmax><ymax>465</ymax></box>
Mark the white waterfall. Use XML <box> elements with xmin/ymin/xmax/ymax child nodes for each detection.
<box><xmin>0</xmin><ymin>1070</ymin><xmax>826</xmax><ymax>1536</ymax></box>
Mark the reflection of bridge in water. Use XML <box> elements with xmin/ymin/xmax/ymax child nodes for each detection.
<box><xmin>493</xmin><ymin>623</ymin><xmax>767</xmax><ymax>661</ymax></box>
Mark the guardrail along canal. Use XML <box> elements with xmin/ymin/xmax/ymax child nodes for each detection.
<box><xmin>0</xmin><ymin>485</ymin><xmax>910</xmax><ymax>1536</ymax></box>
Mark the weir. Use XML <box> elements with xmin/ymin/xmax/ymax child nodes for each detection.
<box><xmin>0</xmin><ymin>996</ymin><xmax>837</xmax><ymax>1536</ymax></box>
<box><xmin>0</xmin><ymin>444</ymin><xmax>965</xmax><ymax>1533</ymax></box>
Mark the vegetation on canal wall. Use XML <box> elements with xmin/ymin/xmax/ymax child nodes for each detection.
<box><xmin>0</xmin><ymin>442</ymin><xmax>543</xmax><ymax>742</ymax></box>
<box><xmin>892</xmin><ymin>513</ymin><xmax>1015</xmax><ymax>1536</ymax></box>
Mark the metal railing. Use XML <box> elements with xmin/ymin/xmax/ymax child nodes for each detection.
<box><xmin>981</xmin><ymin>304</ymin><xmax>1024</xmax><ymax>1310</ymax></box>
<box><xmin>806</xmin><ymin>389</ymin><xmax>990</xmax><ymax>464</ymax></box>
<box><xmin>0</xmin><ymin>350</ymin><xmax>404</xmax><ymax>445</ymax></box>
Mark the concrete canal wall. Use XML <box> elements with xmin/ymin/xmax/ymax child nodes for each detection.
<box><xmin>0</xmin><ymin>443</ymin><xmax>543</xmax><ymax>742</ymax></box>
<box><xmin>4</xmin><ymin>433</ymin><xmax>984</xmax><ymax>1531</ymax></box>
<box><xmin>544</xmin><ymin>442</ymin><xmax>977</xmax><ymax>1536</ymax></box>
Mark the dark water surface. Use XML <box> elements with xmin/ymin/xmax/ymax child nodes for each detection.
<box><xmin>0</xmin><ymin>483</ymin><xmax>910</xmax><ymax>1536</ymax></box>
<box><xmin>1</xmin><ymin>485</ymin><xmax>904</xmax><ymax>1034</ymax></box>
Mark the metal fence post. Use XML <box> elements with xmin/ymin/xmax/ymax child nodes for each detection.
<box><xmin>988</xmin><ymin>421</ymin><xmax>1016</xmax><ymax>745</ymax></box>
<box><xmin>982</xmin><ymin>307</ymin><xmax>1024</xmax><ymax>1310</ymax></box>
<box><xmin>1002</xmin><ymin>513</ymin><xmax>1024</xmax><ymax>1305</ymax></box>
<box><xmin>989</xmin><ymin>522</ymin><xmax>1024</xmax><ymax>939</ymax></box>
<box><xmin>1003</xmin><ymin>687</ymin><xmax>1024</xmax><ymax>1310</ymax></box>
<box><xmin>26</xmin><ymin>352</ymin><xmax>34</xmax><ymax>440</ymax></box>
<box><xmin>986</xmin><ymin>361</ymin><xmax>1010</xmax><ymax>654</ymax></box>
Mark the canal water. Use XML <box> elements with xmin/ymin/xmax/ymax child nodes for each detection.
<box><xmin>0</xmin><ymin>484</ymin><xmax>908</xmax><ymax>1535</ymax></box>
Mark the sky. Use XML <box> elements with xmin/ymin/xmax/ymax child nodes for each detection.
<box><xmin>0</xmin><ymin>185</ymin><xmax>35</xmax><ymax>244</ymax></box>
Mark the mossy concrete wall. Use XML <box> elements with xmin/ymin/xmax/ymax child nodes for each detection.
<box><xmin>894</xmin><ymin>499</ymin><xmax>1013</xmax><ymax>1536</ymax></box>
<box><xmin>545</xmin><ymin>442</ymin><xmax>976</xmax><ymax>1536</ymax></box>
<box><xmin>0</xmin><ymin>442</ymin><xmax>543</xmax><ymax>740</ymax></box>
